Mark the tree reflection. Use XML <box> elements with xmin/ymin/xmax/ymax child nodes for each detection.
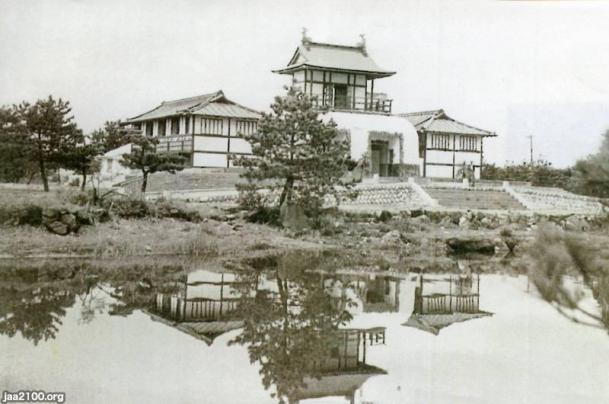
<box><xmin>0</xmin><ymin>285</ymin><xmax>76</xmax><ymax>345</ymax></box>
<box><xmin>230</xmin><ymin>253</ymin><xmax>355</xmax><ymax>404</ymax></box>
<box><xmin>0</xmin><ymin>263</ymin><xmax>185</xmax><ymax>344</ymax></box>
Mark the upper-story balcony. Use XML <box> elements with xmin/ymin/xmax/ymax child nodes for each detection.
<box><xmin>315</xmin><ymin>92</ymin><xmax>393</xmax><ymax>114</ymax></box>
<box><xmin>274</xmin><ymin>36</ymin><xmax>396</xmax><ymax>115</ymax></box>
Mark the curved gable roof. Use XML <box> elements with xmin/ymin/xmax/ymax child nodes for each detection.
<box><xmin>274</xmin><ymin>41</ymin><xmax>395</xmax><ymax>78</ymax></box>
<box><xmin>398</xmin><ymin>109</ymin><xmax>497</xmax><ymax>137</ymax></box>
<box><xmin>125</xmin><ymin>90</ymin><xmax>260</xmax><ymax>122</ymax></box>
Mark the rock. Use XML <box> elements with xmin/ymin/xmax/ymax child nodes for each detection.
<box><xmin>480</xmin><ymin>217</ymin><xmax>491</xmax><ymax>228</ymax></box>
<box><xmin>446</xmin><ymin>238</ymin><xmax>495</xmax><ymax>255</ymax></box>
<box><xmin>61</xmin><ymin>212</ymin><xmax>79</xmax><ymax>230</ymax></box>
<box><xmin>564</xmin><ymin>215</ymin><xmax>590</xmax><ymax>232</ymax></box>
<box><xmin>439</xmin><ymin>215</ymin><xmax>454</xmax><ymax>228</ymax></box>
<box><xmin>45</xmin><ymin>221</ymin><xmax>70</xmax><ymax>236</ymax></box>
<box><xmin>381</xmin><ymin>230</ymin><xmax>403</xmax><ymax>246</ymax></box>
<box><xmin>279</xmin><ymin>202</ymin><xmax>308</xmax><ymax>231</ymax></box>
<box><xmin>409</xmin><ymin>209</ymin><xmax>424</xmax><ymax>218</ymax></box>
<box><xmin>415</xmin><ymin>214</ymin><xmax>431</xmax><ymax>225</ymax></box>
<box><xmin>42</xmin><ymin>208</ymin><xmax>81</xmax><ymax>235</ymax></box>
<box><xmin>458</xmin><ymin>216</ymin><xmax>471</xmax><ymax>229</ymax></box>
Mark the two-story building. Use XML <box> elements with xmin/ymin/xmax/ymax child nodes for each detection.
<box><xmin>122</xmin><ymin>90</ymin><xmax>259</xmax><ymax>168</ymax></box>
<box><xmin>274</xmin><ymin>34</ymin><xmax>496</xmax><ymax>180</ymax></box>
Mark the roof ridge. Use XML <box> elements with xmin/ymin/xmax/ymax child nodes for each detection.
<box><xmin>305</xmin><ymin>40</ymin><xmax>364</xmax><ymax>52</ymax></box>
<box><xmin>398</xmin><ymin>109</ymin><xmax>444</xmax><ymax>117</ymax></box>
<box><xmin>162</xmin><ymin>90</ymin><xmax>222</xmax><ymax>105</ymax></box>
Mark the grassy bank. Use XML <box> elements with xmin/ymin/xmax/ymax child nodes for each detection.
<box><xmin>2</xmin><ymin>188</ymin><xmax>608</xmax><ymax>269</ymax></box>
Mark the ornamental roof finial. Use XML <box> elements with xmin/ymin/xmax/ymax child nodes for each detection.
<box><xmin>358</xmin><ymin>34</ymin><xmax>367</xmax><ymax>55</ymax></box>
<box><xmin>302</xmin><ymin>27</ymin><xmax>311</xmax><ymax>44</ymax></box>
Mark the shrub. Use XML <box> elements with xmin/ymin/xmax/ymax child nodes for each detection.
<box><xmin>246</xmin><ymin>206</ymin><xmax>280</xmax><ymax>226</ymax></box>
<box><xmin>105</xmin><ymin>198</ymin><xmax>149</xmax><ymax>219</ymax></box>
<box><xmin>377</xmin><ymin>210</ymin><xmax>393</xmax><ymax>223</ymax></box>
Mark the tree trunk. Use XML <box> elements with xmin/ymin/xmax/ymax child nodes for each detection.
<box><xmin>141</xmin><ymin>171</ymin><xmax>148</xmax><ymax>193</ymax></box>
<box><xmin>279</xmin><ymin>176</ymin><xmax>294</xmax><ymax>207</ymax></box>
<box><xmin>81</xmin><ymin>171</ymin><xmax>87</xmax><ymax>191</ymax></box>
<box><xmin>39</xmin><ymin>157</ymin><xmax>49</xmax><ymax>192</ymax></box>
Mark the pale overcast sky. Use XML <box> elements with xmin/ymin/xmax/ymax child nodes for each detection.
<box><xmin>1</xmin><ymin>0</ymin><xmax>609</xmax><ymax>167</ymax></box>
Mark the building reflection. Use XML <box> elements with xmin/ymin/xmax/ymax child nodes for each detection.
<box><xmin>151</xmin><ymin>270</ymin><xmax>256</xmax><ymax>345</ymax></box>
<box><xmin>340</xmin><ymin>274</ymin><xmax>401</xmax><ymax>313</ymax></box>
<box><xmin>291</xmin><ymin>327</ymin><xmax>386</xmax><ymax>404</ymax></box>
<box><xmin>150</xmin><ymin>267</ymin><xmax>387</xmax><ymax>403</ymax></box>
<box><xmin>403</xmin><ymin>273</ymin><xmax>492</xmax><ymax>335</ymax></box>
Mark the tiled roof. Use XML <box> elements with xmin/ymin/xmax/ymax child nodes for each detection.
<box><xmin>398</xmin><ymin>109</ymin><xmax>496</xmax><ymax>137</ymax></box>
<box><xmin>194</xmin><ymin>102</ymin><xmax>260</xmax><ymax>119</ymax></box>
<box><xmin>402</xmin><ymin>312</ymin><xmax>492</xmax><ymax>335</ymax></box>
<box><xmin>126</xmin><ymin>91</ymin><xmax>260</xmax><ymax>122</ymax></box>
<box><xmin>293</xmin><ymin>366</ymin><xmax>387</xmax><ymax>401</ymax></box>
<box><xmin>274</xmin><ymin>40</ymin><xmax>395</xmax><ymax>78</ymax></box>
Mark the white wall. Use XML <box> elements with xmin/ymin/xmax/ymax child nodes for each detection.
<box><xmin>193</xmin><ymin>152</ymin><xmax>227</xmax><ymax>167</ymax></box>
<box><xmin>426</xmin><ymin>165</ymin><xmax>454</xmax><ymax>178</ymax></box>
<box><xmin>325</xmin><ymin>112</ymin><xmax>421</xmax><ymax>166</ymax></box>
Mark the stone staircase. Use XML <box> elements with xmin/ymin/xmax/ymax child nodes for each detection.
<box><xmin>423</xmin><ymin>186</ymin><xmax>526</xmax><ymax>210</ymax></box>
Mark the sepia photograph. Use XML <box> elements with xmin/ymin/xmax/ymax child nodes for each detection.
<box><xmin>1</xmin><ymin>0</ymin><xmax>609</xmax><ymax>403</ymax></box>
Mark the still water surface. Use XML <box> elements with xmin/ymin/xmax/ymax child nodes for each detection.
<box><xmin>1</xmin><ymin>263</ymin><xmax>608</xmax><ymax>404</ymax></box>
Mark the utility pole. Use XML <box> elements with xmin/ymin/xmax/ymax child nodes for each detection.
<box><xmin>527</xmin><ymin>135</ymin><xmax>534</xmax><ymax>165</ymax></box>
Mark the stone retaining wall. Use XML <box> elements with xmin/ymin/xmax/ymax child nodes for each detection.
<box><xmin>511</xmin><ymin>185</ymin><xmax>603</xmax><ymax>214</ymax></box>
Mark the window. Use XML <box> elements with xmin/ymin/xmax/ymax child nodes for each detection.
<box><xmin>235</xmin><ymin>120</ymin><xmax>257</xmax><ymax>136</ymax></box>
<box><xmin>145</xmin><ymin>122</ymin><xmax>153</xmax><ymax>137</ymax></box>
<box><xmin>185</xmin><ymin>117</ymin><xmax>190</xmax><ymax>134</ymax></box>
<box><xmin>201</xmin><ymin>118</ymin><xmax>223</xmax><ymax>135</ymax></box>
<box><xmin>430</xmin><ymin>134</ymin><xmax>451</xmax><ymax>149</ymax></box>
<box><xmin>459</xmin><ymin>135</ymin><xmax>478</xmax><ymax>151</ymax></box>
<box><xmin>171</xmin><ymin>117</ymin><xmax>180</xmax><ymax>135</ymax></box>
<box><xmin>158</xmin><ymin>119</ymin><xmax>166</xmax><ymax>137</ymax></box>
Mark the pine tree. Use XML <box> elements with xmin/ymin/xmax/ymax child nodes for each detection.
<box><xmin>0</xmin><ymin>106</ymin><xmax>36</xmax><ymax>183</ymax></box>
<box><xmin>235</xmin><ymin>87</ymin><xmax>350</xmax><ymax>218</ymax></box>
<box><xmin>15</xmin><ymin>96</ymin><xmax>83</xmax><ymax>191</ymax></box>
<box><xmin>61</xmin><ymin>142</ymin><xmax>102</xmax><ymax>190</ymax></box>
<box><xmin>91</xmin><ymin>120</ymin><xmax>130</xmax><ymax>153</ymax></box>
<box><xmin>120</xmin><ymin>134</ymin><xmax>188</xmax><ymax>193</ymax></box>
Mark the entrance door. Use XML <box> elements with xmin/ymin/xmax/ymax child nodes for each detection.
<box><xmin>371</xmin><ymin>140</ymin><xmax>391</xmax><ymax>176</ymax></box>
<box><xmin>334</xmin><ymin>84</ymin><xmax>348</xmax><ymax>109</ymax></box>
<box><xmin>371</xmin><ymin>146</ymin><xmax>381</xmax><ymax>175</ymax></box>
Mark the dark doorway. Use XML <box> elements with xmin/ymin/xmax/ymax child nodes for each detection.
<box><xmin>334</xmin><ymin>84</ymin><xmax>349</xmax><ymax>109</ymax></box>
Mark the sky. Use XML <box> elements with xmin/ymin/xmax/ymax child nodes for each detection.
<box><xmin>1</xmin><ymin>0</ymin><xmax>609</xmax><ymax>167</ymax></box>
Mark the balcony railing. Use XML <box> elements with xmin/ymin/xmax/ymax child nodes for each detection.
<box><xmin>315</xmin><ymin>93</ymin><xmax>393</xmax><ymax>114</ymax></box>
<box><xmin>157</xmin><ymin>134</ymin><xmax>192</xmax><ymax>153</ymax></box>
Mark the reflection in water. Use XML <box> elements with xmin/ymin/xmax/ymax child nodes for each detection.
<box><xmin>2</xmin><ymin>259</ymin><xmax>609</xmax><ymax>404</ymax></box>
<box><xmin>228</xmin><ymin>260</ymin><xmax>387</xmax><ymax>404</ymax></box>
<box><xmin>403</xmin><ymin>273</ymin><xmax>492</xmax><ymax>335</ymax></box>
<box><xmin>342</xmin><ymin>274</ymin><xmax>401</xmax><ymax>313</ymax></box>
<box><xmin>152</xmin><ymin>271</ymin><xmax>253</xmax><ymax>345</ymax></box>
<box><xmin>0</xmin><ymin>284</ymin><xmax>75</xmax><ymax>345</ymax></box>
<box><xmin>149</xmin><ymin>266</ymin><xmax>388</xmax><ymax>404</ymax></box>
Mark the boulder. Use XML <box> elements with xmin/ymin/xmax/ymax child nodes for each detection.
<box><xmin>381</xmin><ymin>230</ymin><xmax>404</xmax><ymax>247</ymax></box>
<box><xmin>415</xmin><ymin>214</ymin><xmax>431</xmax><ymax>225</ymax></box>
<box><xmin>439</xmin><ymin>215</ymin><xmax>454</xmax><ymax>228</ymax></box>
<box><xmin>45</xmin><ymin>220</ymin><xmax>70</xmax><ymax>236</ymax></box>
<box><xmin>458</xmin><ymin>215</ymin><xmax>471</xmax><ymax>229</ymax></box>
<box><xmin>42</xmin><ymin>208</ymin><xmax>81</xmax><ymax>235</ymax></box>
<box><xmin>564</xmin><ymin>215</ymin><xmax>590</xmax><ymax>232</ymax></box>
<box><xmin>446</xmin><ymin>237</ymin><xmax>496</xmax><ymax>255</ymax></box>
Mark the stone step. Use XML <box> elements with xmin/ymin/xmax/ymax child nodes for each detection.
<box><xmin>423</xmin><ymin>187</ymin><xmax>526</xmax><ymax>210</ymax></box>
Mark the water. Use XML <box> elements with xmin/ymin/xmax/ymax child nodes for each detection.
<box><xmin>1</xmin><ymin>262</ymin><xmax>608</xmax><ymax>404</ymax></box>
